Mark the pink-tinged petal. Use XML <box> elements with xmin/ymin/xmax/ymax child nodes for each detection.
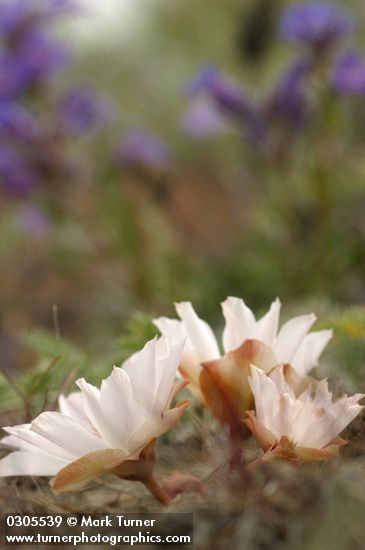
<box><xmin>158</xmin><ymin>400</ymin><xmax>190</xmax><ymax>435</ymax></box>
<box><xmin>200</xmin><ymin>340</ymin><xmax>277</xmax><ymax>433</ymax></box>
<box><xmin>31</xmin><ymin>411</ymin><xmax>108</xmax><ymax>458</ymax></box>
<box><xmin>99</xmin><ymin>367</ymin><xmax>140</xmax><ymax>451</ymax></box>
<box><xmin>249</xmin><ymin>436</ymin><xmax>345</xmax><ymax>466</ymax></box>
<box><xmin>58</xmin><ymin>392</ymin><xmax>90</xmax><ymax>429</ymax></box>
<box><xmin>276</xmin><ymin>393</ymin><xmax>302</xmax><ymax>439</ymax></box>
<box><xmin>257</xmin><ymin>436</ymin><xmax>348</xmax><ymax>465</ymax></box>
<box><xmin>275</xmin><ymin>313</ymin><xmax>316</xmax><ymax>363</ymax></box>
<box><xmin>295</xmin><ymin>437</ymin><xmax>348</xmax><ymax>463</ymax></box>
<box><xmin>3</xmin><ymin>424</ymin><xmax>75</xmax><ymax>461</ymax></box>
<box><xmin>267</xmin><ymin>365</ymin><xmax>293</xmax><ymax>395</ymax></box>
<box><xmin>298</xmin><ymin>378</ymin><xmax>332</xmax><ymax>409</ymax></box>
<box><xmin>175</xmin><ymin>302</ymin><xmax>220</xmax><ymax>360</ymax></box>
<box><xmin>154</xmin><ymin>337</ymin><xmax>185</xmax><ymax>410</ymax></box>
<box><xmin>0</xmin><ymin>451</ymin><xmax>68</xmax><ymax>477</ymax></box>
<box><xmin>259</xmin><ymin>437</ymin><xmax>299</xmax><ymax>464</ymax></box>
<box><xmin>51</xmin><ymin>449</ymin><xmax>128</xmax><ymax>494</ymax></box>
<box><xmin>76</xmin><ymin>377</ymin><xmax>120</xmax><ymax>448</ymax></box>
<box><xmin>123</xmin><ymin>400</ymin><xmax>190</xmax><ymax>455</ymax></box>
<box><xmin>276</xmin><ymin>364</ymin><xmax>312</xmax><ymax>396</ymax></box>
<box><xmin>52</xmin><ymin>440</ymin><xmax>158</xmax><ymax>495</ymax></box>
<box><xmin>166</xmin><ymin>379</ymin><xmax>189</xmax><ymax>408</ymax></box>
<box><xmin>221</xmin><ymin>297</ymin><xmax>256</xmax><ymax>353</ymax></box>
<box><xmin>291</xmin><ymin>329</ymin><xmax>333</xmax><ymax>376</ymax></box>
<box><xmin>244</xmin><ymin>410</ymin><xmax>276</xmax><ymax>451</ymax></box>
<box><xmin>153</xmin><ymin>317</ymin><xmax>187</xmax><ymax>344</ymax></box>
<box><xmin>111</xmin><ymin>439</ymin><xmax>156</xmax><ymax>483</ymax></box>
<box><xmin>120</xmin><ymin>337</ymin><xmax>184</xmax><ymax>416</ymax></box>
<box><xmin>320</xmin><ymin>398</ymin><xmax>364</xmax><ymax>447</ymax></box>
<box><xmin>248</xmin><ymin>365</ymin><xmax>281</xmax><ymax>432</ymax></box>
<box><xmin>121</xmin><ymin>338</ymin><xmax>157</xmax><ymax>401</ymax></box>
<box><xmin>156</xmin><ymin>306</ymin><xmax>218</xmax><ymax>404</ymax></box>
<box><xmin>255</xmin><ymin>299</ymin><xmax>281</xmax><ymax>348</ymax></box>
<box><xmin>179</xmin><ymin>357</ymin><xmax>205</xmax><ymax>403</ymax></box>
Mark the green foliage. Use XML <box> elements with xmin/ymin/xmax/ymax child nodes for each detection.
<box><xmin>321</xmin><ymin>306</ymin><xmax>365</xmax><ymax>387</ymax></box>
<box><xmin>0</xmin><ymin>331</ymin><xmax>88</xmax><ymax>414</ymax></box>
<box><xmin>112</xmin><ymin>312</ymin><xmax>159</xmax><ymax>365</ymax></box>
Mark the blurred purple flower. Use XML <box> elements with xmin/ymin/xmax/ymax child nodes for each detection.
<box><xmin>268</xmin><ymin>59</ymin><xmax>311</xmax><ymax>124</ymax></box>
<box><xmin>14</xmin><ymin>205</ymin><xmax>50</xmax><ymax>236</ymax></box>
<box><xmin>186</xmin><ymin>65</ymin><xmax>251</xmax><ymax>118</ymax></box>
<box><xmin>0</xmin><ymin>35</ymin><xmax>69</xmax><ymax>101</ymax></box>
<box><xmin>333</xmin><ymin>52</ymin><xmax>365</xmax><ymax>94</ymax></box>
<box><xmin>185</xmin><ymin>65</ymin><xmax>220</xmax><ymax>95</ymax></box>
<box><xmin>43</xmin><ymin>0</ymin><xmax>79</xmax><ymax>17</ymax></box>
<box><xmin>0</xmin><ymin>0</ymin><xmax>76</xmax><ymax>36</ymax></box>
<box><xmin>0</xmin><ymin>146</ymin><xmax>35</xmax><ymax>195</ymax></box>
<box><xmin>0</xmin><ymin>102</ymin><xmax>38</xmax><ymax>140</ymax></box>
<box><xmin>0</xmin><ymin>55</ymin><xmax>29</xmax><ymax>101</ymax></box>
<box><xmin>16</xmin><ymin>29</ymin><xmax>70</xmax><ymax>82</ymax></box>
<box><xmin>280</xmin><ymin>2</ymin><xmax>353</xmax><ymax>47</ymax></box>
<box><xmin>182</xmin><ymin>97</ymin><xmax>234</xmax><ymax>138</ymax></box>
<box><xmin>116</xmin><ymin>131</ymin><xmax>170</xmax><ymax>170</ymax></box>
<box><xmin>0</xmin><ymin>0</ymin><xmax>38</xmax><ymax>36</ymax></box>
<box><xmin>58</xmin><ymin>86</ymin><xmax>112</xmax><ymax>136</ymax></box>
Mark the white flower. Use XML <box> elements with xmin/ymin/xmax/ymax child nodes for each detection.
<box><xmin>154</xmin><ymin>297</ymin><xmax>332</xmax><ymax>402</ymax></box>
<box><xmin>245</xmin><ymin>365</ymin><xmax>364</xmax><ymax>463</ymax></box>
<box><xmin>0</xmin><ymin>337</ymin><xmax>189</xmax><ymax>497</ymax></box>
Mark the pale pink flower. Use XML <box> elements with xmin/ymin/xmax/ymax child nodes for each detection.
<box><xmin>154</xmin><ymin>298</ymin><xmax>332</xmax><ymax>403</ymax></box>
<box><xmin>245</xmin><ymin>365</ymin><xmax>364</xmax><ymax>463</ymax></box>
<box><xmin>0</xmin><ymin>337</ymin><xmax>188</xmax><ymax>500</ymax></box>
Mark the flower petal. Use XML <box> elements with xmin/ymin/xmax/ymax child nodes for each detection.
<box><xmin>31</xmin><ymin>411</ymin><xmax>108</xmax><ymax>458</ymax></box>
<box><xmin>244</xmin><ymin>410</ymin><xmax>276</xmax><ymax>450</ymax></box>
<box><xmin>221</xmin><ymin>297</ymin><xmax>256</xmax><ymax>353</ymax></box>
<box><xmin>3</xmin><ymin>423</ymin><xmax>75</xmax><ymax>461</ymax></box>
<box><xmin>175</xmin><ymin>301</ymin><xmax>220</xmax><ymax>360</ymax></box>
<box><xmin>0</xmin><ymin>451</ymin><xmax>68</xmax><ymax>477</ymax></box>
<box><xmin>99</xmin><ymin>367</ymin><xmax>140</xmax><ymax>452</ymax></box>
<box><xmin>291</xmin><ymin>329</ymin><xmax>333</xmax><ymax>376</ymax></box>
<box><xmin>51</xmin><ymin>449</ymin><xmax>127</xmax><ymax>494</ymax></box>
<box><xmin>76</xmin><ymin>377</ymin><xmax>120</xmax><ymax>448</ymax></box>
<box><xmin>255</xmin><ymin>299</ymin><xmax>281</xmax><ymax>348</ymax></box>
<box><xmin>58</xmin><ymin>392</ymin><xmax>90</xmax><ymax>429</ymax></box>
<box><xmin>275</xmin><ymin>313</ymin><xmax>316</xmax><ymax>363</ymax></box>
<box><xmin>200</xmin><ymin>340</ymin><xmax>277</xmax><ymax>432</ymax></box>
<box><xmin>153</xmin><ymin>317</ymin><xmax>187</xmax><ymax>344</ymax></box>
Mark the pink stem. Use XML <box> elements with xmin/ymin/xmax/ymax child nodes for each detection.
<box><xmin>142</xmin><ymin>478</ymin><xmax>173</xmax><ymax>506</ymax></box>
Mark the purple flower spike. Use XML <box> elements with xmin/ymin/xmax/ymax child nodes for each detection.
<box><xmin>280</xmin><ymin>2</ymin><xmax>353</xmax><ymax>47</ymax></box>
<box><xmin>116</xmin><ymin>131</ymin><xmax>170</xmax><ymax>170</ymax></box>
<box><xmin>269</xmin><ymin>59</ymin><xmax>311</xmax><ymax>123</ymax></box>
<box><xmin>44</xmin><ymin>0</ymin><xmax>79</xmax><ymax>17</ymax></box>
<box><xmin>185</xmin><ymin>65</ymin><xmax>220</xmax><ymax>95</ymax></box>
<box><xmin>186</xmin><ymin>65</ymin><xmax>251</xmax><ymax>118</ymax></box>
<box><xmin>0</xmin><ymin>0</ymin><xmax>77</xmax><ymax>35</ymax></box>
<box><xmin>17</xmin><ymin>30</ymin><xmax>70</xmax><ymax>82</ymax></box>
<box><xmin>333</xmin><ymin>52</ymin><xmax>365</xmax><ymax>94</ymax></box>
<box><xmin>0</xmin><ymin>103</ymin><xmax>38</xmax><ymax>140</ymax></box>
<box><xmin>182</xmin><ymin>97</ymin><xmax>234</xmax><ymax>138</ymax></box>
<box><xmin>0</xmin><ymin>55</ymin><xmax>30</xmax><ymax>101</ymax></box>
<box><xmin>0</xmin><ymin>0</ymin><xmax>36</xmax><ymax>35</ymax></box>
<box><xmin>58</xmin><ymin>86</ymin><xmax>112</xmax><ymax>136</ymax></box>
<box><xmin>0</xmin><ymin>146</ymin><xmax>35</xmax><ymax>195</ymax></box>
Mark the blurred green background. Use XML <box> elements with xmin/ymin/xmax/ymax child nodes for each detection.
<box><xmin>0</xmin><ymin>0</ymin><xmax>364</xmax><ymax>407</ymax></box>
